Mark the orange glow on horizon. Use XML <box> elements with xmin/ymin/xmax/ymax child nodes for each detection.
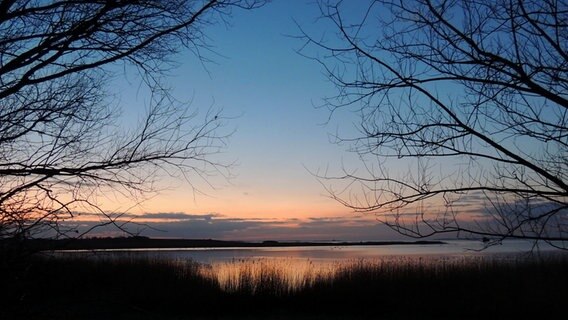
<box><xmin>93</xmin><ymin>183</ymin><xmax>352</xmax><ymax>220</ymax></box>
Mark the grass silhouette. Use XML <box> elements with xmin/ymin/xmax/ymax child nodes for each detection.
<box><xmin>2</xmin><ymin>254</ymin><xmax>566</xmax><ymax>319</ymax></box>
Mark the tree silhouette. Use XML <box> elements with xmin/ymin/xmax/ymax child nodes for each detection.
<box><xmin>0</xmin><ymin>0</ymin><xmax>263</xmax><ymax>244</ymax></box>
<box><xmin>301</xmin><ymin>0</ymin><xmax>567</xmax><ymax>248</ymax></box>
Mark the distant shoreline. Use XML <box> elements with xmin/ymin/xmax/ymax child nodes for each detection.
<box><xmin>11</xmin><ymin>237</ymin><xmax>446</xmax><ymax>251</ymax></box>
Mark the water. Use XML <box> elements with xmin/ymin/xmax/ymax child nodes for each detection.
<box><xmin>49</xmin><ymin>240</ymin><xmax>565</xmax><ymax>291</ymax></box>
<box><xmin>51</xmin><ymin>239</ymin><xmax>563</xmax><ymax>264</ymax></box>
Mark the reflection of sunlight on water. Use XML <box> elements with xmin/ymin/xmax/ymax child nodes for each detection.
<box><xmin>192</xmin><ymin>253</ymin><xmax>559</xmax><ymax>293</ymax></box>
<box><xmin>48</xmin><ymin>240</ymin><xmax>565</xmax><ymax>293</ymax></box>
<box><xmin>200</xmin><ymin>258</ymin><xmax>338</xmax><ymax>293</ymax></box>
<box><xmin>194</xmin><ymin>256</ymin><xmax>471</xmax><ymax>293</ymax></box>
<box><xmin>48</xmin><ymin>245</ymin><xmax>566</xmax><ymax>294</ymax></box>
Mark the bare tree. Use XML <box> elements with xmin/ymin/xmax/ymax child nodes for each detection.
<box><xmin>301</xmin><ymin>0</ymin><xmax>568</xmax><ymax>248</ymax></box>
<box><xmin>0</xmin><ymin>0</ymin><xmax>264</xmax><ymax>245</ymax></box>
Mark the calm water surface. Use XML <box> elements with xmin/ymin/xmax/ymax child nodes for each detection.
<box><xmin>51</xmin><ymin>240</ymin><xmax>565</xmax><ymax>290</ymax></box>
<box><xmin>53</xmin><ymin>240</ymin><xmax>563</xmax><ymax>264</ymax></box>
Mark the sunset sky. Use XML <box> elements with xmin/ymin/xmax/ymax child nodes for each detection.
<box><xmin>83</xmin><ymin>1</ymin><xmax>418</xmax><ymax>240</ymax></box>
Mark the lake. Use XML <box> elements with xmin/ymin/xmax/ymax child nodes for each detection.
<box><xmin>52</xmin><ymin>239</ymin><xmax>563</xmax><ymax>264</ymax></box>
<box><xmin>50</xmin><ymin>239</ymin><xmax>565</xmax><ymax>291</ymax></box>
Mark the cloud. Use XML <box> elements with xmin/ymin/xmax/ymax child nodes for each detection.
<box><xmin>62</xmin><ymin>211</ymin><xmax>404</xmax><ymax>241</ymax></box>
<box><xmin>73</xmin><ymin>200</ymin><xmax>563</xmax><ymax>241</ymax></box>
<box><xmin>135</xmin><ymin>212</ymin><xmax>221</xmax><ymax>221</ymax></box>
<box><xmin>61</xmin><ymin>197</ymin><xmax>561</xmax><ymax>242</ymax></box>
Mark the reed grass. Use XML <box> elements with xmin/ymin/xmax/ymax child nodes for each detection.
<box><xmin>2</xmin><ymin>253</ymin><xmax>566</xmax><ymax>319</ymax></box>
<box><xmin>202</xmin><ymin>258</ymin><xmax>336</xmax><ymax>294</ymax></box>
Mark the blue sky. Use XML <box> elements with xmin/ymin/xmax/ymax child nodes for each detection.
<box><xmin>71</xmin><ymin>0</ymin><xmax>566</xmax><ymax>243</ymax></box>
<box><xmin>95</xmin><ymin>1</ymin><xmax>406</xmax><ymax>240</ymax></box>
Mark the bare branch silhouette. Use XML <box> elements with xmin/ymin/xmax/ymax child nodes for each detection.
<box><xmin>301</xmin><ymin>0</ymin><xmax>568</xmax><ymax>249</ymax></box>
<box><xmin>0</xmin><ymin>0</ymin><xmax>264</xmax><ymax>248</ymax></box>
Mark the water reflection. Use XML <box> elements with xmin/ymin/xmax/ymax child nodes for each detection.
<box><xmin>201</xmin><ymin>258</ymin><xmax>337</xmax><ymax>292</ymax></box>
<box><xmin>51</xmin><ymin>239</ymin><xmax>562</xmax><ymax>264</ymax></box>
<box><xmin>49</xmin><ymin>240</ymin><xmax>565</xmax><ymax>292</ymax></box>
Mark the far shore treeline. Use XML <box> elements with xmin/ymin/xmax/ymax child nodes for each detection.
<box><xmin>0</xmin><ymin>236</ymin><xmax>444</xmax><ymax>252</ymax></box>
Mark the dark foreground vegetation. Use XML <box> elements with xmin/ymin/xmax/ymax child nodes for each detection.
<box><xmin>2</xmin><ymin>254</ymin><xmax>566</xmax><ymax>320</ymax></box>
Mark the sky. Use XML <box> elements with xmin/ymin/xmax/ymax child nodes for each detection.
<box><xmin>82</xmin><ymin>1</ymin><xmax>406</xmax><ymax>241</ymax></box>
